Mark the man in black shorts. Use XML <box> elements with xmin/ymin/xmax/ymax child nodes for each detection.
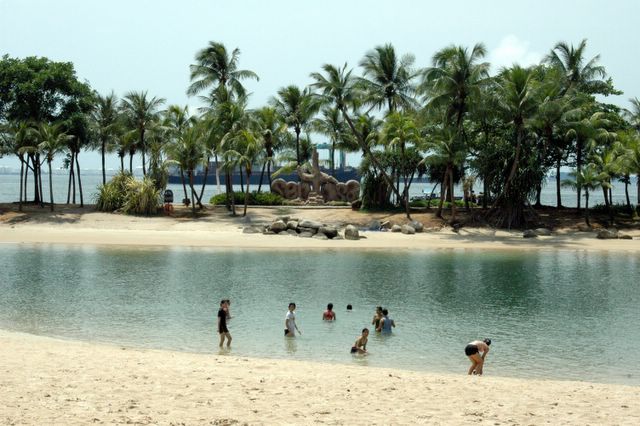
<box><xmin>465</xmin><ymin>338</ymin><xmax>491</xmax><ymax>375</ymax></box>
<box><xmin>218</xmin><ymin>300</ymin><xmax>232</xmax><ymax>348</ymax></box>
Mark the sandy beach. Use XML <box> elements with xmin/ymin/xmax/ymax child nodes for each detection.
<box><xmin>1</xmin><ymin>204</ymin><xmax>639</xmax><ymax>252</ymax></box>
<box><xmin>1</xmin><ymin>204</ymin><xmax>640</xmax><ymax>424</ymax></box>
<box><xmin>1</xmin><ymin>330</ymin><xmax>639</xmax><ymax>425</ymax></box>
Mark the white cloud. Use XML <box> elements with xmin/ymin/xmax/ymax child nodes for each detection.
<box><xmin>489</xmin><ymin>35</ymin><xmax>542</xmax><ymax>70</ymax></box>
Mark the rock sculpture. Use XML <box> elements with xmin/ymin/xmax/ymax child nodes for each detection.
<box><xmin>270</xmin><ymin>148</ymin><xmax>360</xmax><ymax>203</ymax></box>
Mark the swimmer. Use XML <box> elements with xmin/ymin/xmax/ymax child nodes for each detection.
<box><xmin>285</xmin><ymin>303</ymin><xmax>301</xmax><ymax>337</ymax></box>
<box><xmin>371</xmin><ymin>306</ymin><xmax>383</xmax><ymax>330</ymax></box>
<box><xmin>465</xmin><ymin>338</ymin><xmax>491</xmax><ymax>375</ymax></box>
<box><xmin>322</xmin><ymin>303</ymin><xmax>336</xmax><ymax>321</ymax></box>
<box><xmin>350</xmin><ymin>328</ymin><xmax>369</xmax><ymax>354</ymax></box>
<box><xmin>377</xmin><ymin>308</ymin><xmax>395</xmax><ymax>333</ymax></box>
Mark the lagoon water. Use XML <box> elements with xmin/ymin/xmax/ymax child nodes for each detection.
<box><xmin>1</xmin><ymin>244</ymin><xmax>639</xmax><ymax>385</ymax></box>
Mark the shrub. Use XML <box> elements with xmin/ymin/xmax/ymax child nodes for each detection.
<box><xmin>94</xmin><ymin>172</ymin><xmax>133</xmax><ymax>212</ymax></box>
<box><xmin>409</xmin><ymin>199</ymin><xmax>473</xmax><ymax>208</ymax></box>
<box><xmin>121</xmin><ymin>177</ymin><xmax>161</xmax><ymax>215</ymax></box>
<box><xmin>209</xmin><ymin>191</ymin><xmax>284</xmax><ymax>206</ymax></box>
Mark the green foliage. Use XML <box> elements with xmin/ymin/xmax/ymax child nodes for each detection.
<box><xmin>409</xmin><ymin>199</ymin><xmax>470</xmax><ymax>208</ymax></box>
<box><xmin>209</xmin><ymin>191</ymin><xmax>285</xmax><ymax>206</ymax></box>
<box><xmin>94</xmin><ymin>172</ymin><xmax>132</xmax><ymax>212</ymax></box>
<box><xmin>121</xmin><ymin>177</ymin><xmax>161</xmax><ymax>215</ymax></box>
<box><xmin>95</xmin><ymin>172</ymin><xmax>160</xmax><ymax>215</ymax></box>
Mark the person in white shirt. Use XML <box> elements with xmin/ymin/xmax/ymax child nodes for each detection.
<box><xmin>285</xmin><ymin>303</ymin><xmax>301</xmax><ymax>337</ymax></box>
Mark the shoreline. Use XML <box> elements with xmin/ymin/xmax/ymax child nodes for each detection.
<box><xmin>2</xmin><ymin>329</ymin><xmax>639</xmax><ymax>425</ymax></box>
<box><xmin>0</xmin><ymin>206</ymin><xmax>638</xmax><ymax>253</ymax></box>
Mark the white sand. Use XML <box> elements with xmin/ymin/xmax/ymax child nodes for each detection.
<box><xmin>1</xmin><ymin>330</ymin><xmax>639</xmax><ymax>425</ymax></box>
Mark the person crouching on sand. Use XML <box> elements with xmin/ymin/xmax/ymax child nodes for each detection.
<box><xmin>465</xmin><ymin>338</ymin><xmax>491</xmax><ymax>375</ymax></box>
<box><xmin>322</xmin><ymin>303</ymin><xmax>336</xmax><ymax>321</ymax></box>
<box><xmin>351</xmin><ymin>328</ymin><xmax>369</xmax><ymax>354</ymax></box>
<box><xmin>285</xmin><ymin>303</ymin><xmax>301</xmax><ymax>337</ymax></box>
<box><xmin>217</xmin><ymin>300</ymin><xmax>232</xmax><ymax>348</ymax></box>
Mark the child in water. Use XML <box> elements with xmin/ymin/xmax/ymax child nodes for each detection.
<box><xmin>465</xmin><ymin>338</ymin><xmax>491</xmax><ymax>375</ymax></box>
<box><xmin>322</xmin><ymin>303</ymin><xmax>336</xmax><ymax>321</ymax></box>
<box><xmin>351</xmin><ymin>328</ymin><xmax>369</xmax><ymax>354</ymax></box>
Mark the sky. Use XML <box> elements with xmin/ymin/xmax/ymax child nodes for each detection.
<box><xmin>1</xmin><ymin>0</ymin><xmax>639</xmax><ymax>170</ymax></box>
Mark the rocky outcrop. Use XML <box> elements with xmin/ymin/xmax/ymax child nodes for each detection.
<box><xmin>391</xmin><ymin>224</ymin><xmax>402</xmax><ymax>233</ymax></box>
<box><xmin>409</xmin><ymin>220</ymin><xmax>424</xmax><ymax>233</ymax></box>
<box><xmin>269</xmin><ymin>220</ymin><xmax>287</xmax><ymax>233</ymax></box>
<box><xmin>597</xmin><ymin>229</ymin><xmax>619</xmax><ymax>239</ymax></box>
<box><xmin>523</xmin><ymin>230</ymin><xmax>538</xmax><ymax>238</ymax></box>
<box><xmin>344</xmin><ymin>225</ymin><xmax>360</xmax><ymax>240</ymax></box>
<box><xmin>401</xmin><ymin>225</ymin><xmax>416</xmax><ymax>235</ymax></box>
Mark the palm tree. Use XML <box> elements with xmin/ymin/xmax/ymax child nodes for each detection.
<box><xmin>545</xmin><ymin>39</ymin><xmax>610</xmax><ymax>96</ymax></box>
<box><xmin>312</xmin><ymin>106</ymin><xmax>352</xmax><ymax>177</ymax></box>
<box><xmin>626</xmin><ymin>97</ymin><xmax>640</xmax><ymax>132</ymax></box>
<box><xmin>90</xmin><ymin>92</ymin><xmax>120</xmax><ymax>185</ymax></box>
<box><xmin>165</xmin><ymin>125</ymin><xmax>206</xmax><ymax>216</ymax></box>
<box><xmin>187</xmin><ymin>41</ymin><xmax>258</xmax><ymax>99</ymax></box>
<box><xmin>358</xmin><ymin>43</ymin><xmax>418</xmax><ymax>113</ymax></box>
<box><xmin>272</xmin><ymin>85</ymin><xmax>321</xmax><ymax>165</ymax></box>
<box><xmin>310</xmin><ymin>63</ymin><xmax>403</xmax><ymax>204</ymax></box>
<box><xmin>221</xmin><ymin>129</ymin><xmax>263</xmax><ymax>216</ymax></box>
<box><xmin>121</xmin><ymin>91</ymin><xmax>166</xmax><ymax>176</ymax></box>
<box><xmin>252</xmin><ymin>106</ymin><xmax>286</xmax><ymax>192</ymax></box>
<box><xmin>36</xmin><ymin>123</ymin><xmax>71</xmax><ymax>211</ymax></box>
<box><xmin>562</xmin><ymin>164</ymin><xmax>609</xmax><ymax>226</ymax></box>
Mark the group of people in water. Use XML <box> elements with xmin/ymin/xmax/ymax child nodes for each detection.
<box><xmin>217</xmin><ymin>299</ymin><xmax>491</xmax><ymax>375</ymax></box>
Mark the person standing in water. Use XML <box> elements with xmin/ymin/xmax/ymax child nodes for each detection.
<box><xmin>377</xmin><ymin>308</ymin><xmax>395</xmax><ymax>333</ymax></box>
<box><xmin>285</xmin><ymin>303</ymin><xmax>301</xmax><ymax>337</ymax></box>
<box><xmin>217</xmin><ymin>300</ymin><xmax>232</xmax><ymax>348</ymax></box>
<box><xmin>465</xmin><ymin>338</ymin><xmax>491</xmax><ymax>375</ymax></box>
<box><xmin>371</xmin><ymin>306</ymin><xmax>383</xmax><ymax>331</ymax></box>
<box><xmin>322</xmin><ymin>303</ymin><xmax>336</xmax><ymax>321</ymax></box>
<box><xmin>351</xmin><ymin>328</ymin><xmax>369</xmax><ymax>354</ymax></box>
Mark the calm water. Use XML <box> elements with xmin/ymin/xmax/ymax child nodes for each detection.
<box><xmin>1</xmin><ymin>172</ymin><xmax>637</xmax><ymax>207</ymax></box>
<box><xmin>0</xmin><ymin>244</ymin><xmax>638</xmax><ymax>385</ymax></box>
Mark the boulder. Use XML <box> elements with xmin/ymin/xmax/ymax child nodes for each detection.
<box><xmin>269</xmin><ymin>220</ymin><xmax>287</xmax><ymax>233</ymax></box>
<box><xmin>277</xmin><ymin>215</ymin><xmax>290</xmax><ymax>223</ymax></box>
<box><xmin>391</xmin><ymin>224</ymin><xmax>402</xmax><ymax>233</ymax></box>
<box><xmin>298</xmin><ymin>226</ymin><xmax>318</xmax><ymax>235</ymax></box>
<box><xmin>287</xmin><ymin>229</ymin><xmax>299</xmax><ymax>236</ymax></box>
<box><xmin>401</xmin><ymin>225</ymin><xmax>416</xmax><ymax>235</ymax></box>
<box><xmin>368</xmin><ymin>220</ymin><xmax>381</xmax><ymax>231</ymax></box>
<box><xmin>287</xmin><ymin>220</ymin><xmax>299</xmax><ymax>230</ymax></box>
<box><xmin>298</xmin><ymin>219</ymin><xmax>322</xmax><ymax>230</ymax></box>
<box><xmin>597</xmin><ymin>229</ymin><xmax>619</xmax><ymax>239</ymax></box>
<box><xmin>523</xmin><ymin>230</ymin><xmax>538</xmax><ymax>238</ymax></box>
<box><xmin>319</xmin><ymin>226</ymin><xmax>338</xmax><ymax>239</ymax></box>
<box><xmin>344</xmin><ymin>225</ymin><xmax>360</xmax><ymax>240</ymax></box>
<box><xmin>380</xmin><ymin>220</ymin><xmax>392</xmax><ymax>230</ymax></box>
<box><xmin>332</xmin><ymin>235</ymin><xmax>344</xmax><ymax>240</ymax></box>
<box><xmin>534</xmin><ymin>228</ymin><xmax>552</xmax><ymax>236</ymax></box>
<box><xmin>619</xmin><ymin>234</ymin><xmax>633</xmax><ymax>240</ymax></box>
<box><xmin>409</xmin><ymin>220</ymin><xmax>424</xmax><ymax>232</ymax></box>
<box><xmin>312</xmin><ymin>234</ymin><xmax>328</xmax><ymax>240</ymax></box>
<box><xmin>298</xmin><ymin>231</ymin><xmax>314</xmax><ymax>238</ymax></box>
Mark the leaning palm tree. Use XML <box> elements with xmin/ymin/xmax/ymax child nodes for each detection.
<box><xmin>221</xmin><ymin>129</ymin><xmax>263</xmax><ymax>216</ymax></box>
<box><xmin>310</xmin><ymin>63</ymin><xmax>403</xmax><ymax>204</ymax></box>
<box><xmin>165</xmin><ymin>125</ymin><xmax>206</xmax><ymax>216</ymax></box>
<box><xmin>90</xmin><ymin>91</ymin><xmax>120</xmax><ymax>185</ymax></box>
<box><xmin>252</xmin><ymin>106</ymin><xmax>287</xmax><ymax>192</ymax></box>
<box><xmin>36</xmin><ymin>123</ymin><xmax>71</xmax><ymax>211</ymax></box>
<box><xmin>272</xmin><ymin>85</ymin><xmax>321</xmax><ymax>165</ymax></box>
<box><xmin>358</xmin><ymin>43</ymin><xmax>418</xmax><ymax>113</ymax></box>
<box><xmin>121</xmin><ymin>91</ymin><xmax>166</xmax><ymax>176</ymax></box>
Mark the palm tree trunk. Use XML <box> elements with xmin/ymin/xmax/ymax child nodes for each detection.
<box><xmin>244</xmin><ymin>168</ymin><xmax>251</xmax><ymax>217</ymax></box>
<box><xmin>492</xmin><ymin>127</ymin><xmax>522</xmax><ymax>209</ymax></box>
<box><xmin>67</xmin><ymin>155</ymin><xmax>73</xmax><ymax>204</ymax></box>
<box><xmin>267</xmin><ymin>159</ymin><xmax>273</xmax><ymax>188</ymax></box>
<box><xmin>198</xmin><ymin>157</ymin><xmax>210</xmax><ymax>209</ymax></box>
<box><xmin>180</xmin><ymin>168</ymin><xmax>189</xmax><ymax>202</ymax></box>
<box><xmin>23</xmin><ymin>156</ymin><xmax>29</xmax><ymax>203</ymax></box>
<box><xmin>449</xmin><ymin>164</ymin><xmax>456</xmax><ymax>224</ymax></box>
<box><xmin>295</xmin><ymin>127</ymin><xmax>301</xmax><ymax>166</ymax></box>
<box><xmin>101</xmin><ymin>139</ymin><xmax>106</xmax><ymax>186</ymax></box>
<box><xmin>214</xmin><ymin>154</ymin><xmax>222</xmax><ymax>195</ymax></box>
<box><xmin>48</xmin><ymin>160</ymin><xmax>54</xmax><ymax>211</ymax></box>
<box><xmin>18</xmin><ymin>154</ymin><xmax>24</xmax><ymax>212</ymax></box>
<box><xmin>141</xmin><ymin>149</ymin><xmax>146</xmax><ymax>176</ymax></box>
<box><xmin>239</xmin><ymin>166</ymin><xmax>244</xmax><ymax>193</ymax></box>
<box><xmin>624</xmin><ymin>175</ymin><xmax>632</xmax><ymax>214</ymax></box>
<box><xmin>188</xmin><ymin>170</ymin><xmax>196</xmax><ymax>216</ymax></box>
<box><xmin>224</xmin><ymin>170</ymin><xmax>232</xmax><ymax>211</ymax></box>
<box><xmin>129</xmin><ymin>151</ymin><xmax>134</xmax><ymax>174</ymax></box>
<box><xmin>32</xmin><ymin>154</ymin><xmax>41</xmax><ymax>204</ymax></box>
<box><xmin>576</xmin><ymin>139</ymin><xmax>583</xmax><ymax>211</ymax></box>
<box><xmin>37</xmin><ymin>157</ymin><xmax>44</xmax><ymax>207</ymax></box>
<box><xmin>75</xmin><ymin>151</ymin><xmax>84</xmax><ymax>207</ymax></box>
<box><xmin>556</xmin><ymin>158</ymin><xmax>562</xmax><ymax>208</ymax></box>
<box><xmin>257</xmin><ymin>162</ymin><xmax>266</xmax><ymax>193</ymax></box>
<box><xmin>330</xmin><ymin>141</ymin><xmax>335</xmax><ymax>177</ymax></box>
<box><xmin>534</xmin><ymin>183</ymin><xmax>542</xmax><ymax>208</ymax></box>
<box><xmin>436</xmin><ymin>168</ymin><xmax>449</xmax><ymax>218</ymax></box>
<box><xmin>584</xmin><ymin>190</ymin><xmax>590</xmax><ymax>226</ymax></box>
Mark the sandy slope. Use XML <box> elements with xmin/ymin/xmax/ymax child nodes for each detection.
<box><xmin>1</xmin><ymin>330</ymin><xmax>639</xmax><ymax>425</ymax></box>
